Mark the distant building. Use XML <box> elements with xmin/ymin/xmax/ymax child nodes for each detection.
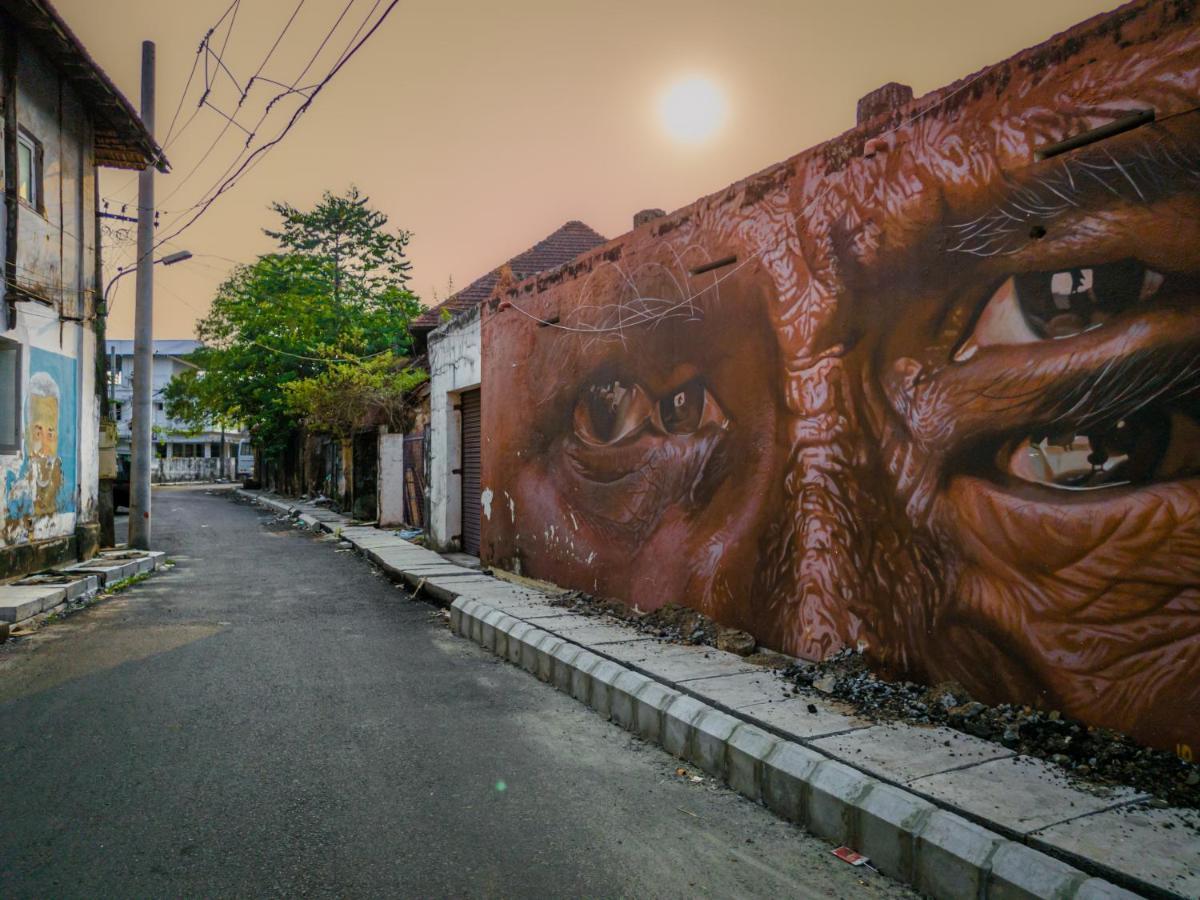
<box><xmin>1</xmin><ymin>0</ymin><xmax>163</xmax><ymax>578</ymax></box>
<box><xmin>106</xmin><ymin>339</ymin><xmax>249</xmax><ymax>483</ymax></box>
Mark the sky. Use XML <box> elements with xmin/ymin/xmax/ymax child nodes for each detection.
<box><xmin>56</xmin><ymin>0</ymin><xmax>1122</xmax><ymax>339</ymax></box>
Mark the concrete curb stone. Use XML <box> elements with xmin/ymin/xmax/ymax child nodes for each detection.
<box><xmin>662</xmin><ymin>694</ymin><xmax>708</xmax><ymax>759</ymax></box>
<box><xmin>726</xmin><ymin>723</ymin><xmax>779</xmax><ymax>802</ymax></box>
<box><xmin>986</xmin><ymin>840</ymin><xmax>1089</xmax><ymax>900</ymax></box>
<box><xmin>915</xmin><ymin>810</ymin><xmax>1004</xmax><ymax>900</ymax></box>
<box><xmin>806</xmin><ymin>759</ymin><xmax>875</xmax><ymax>848</ymax></box>
<box><xmin>631</xmin><ymin>679</ymin><xmax>679</xmax><ymax>745</ymax></box>
<box><xmin>761</xmin><ymin>741</ymin><xmax>825</xmax><ymax>825</ymax></box>
<box><xmin>854</xmin><ymin>780</ymin><xmax>937</xmax><ymax>884</ymax></box>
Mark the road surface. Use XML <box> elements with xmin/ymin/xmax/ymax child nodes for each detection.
<box><xmin>0</xmin><ymin>485</ymin><xmax>912</xmax><ymax>898</ymax></box>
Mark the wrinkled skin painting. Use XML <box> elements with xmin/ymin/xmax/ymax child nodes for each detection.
<box><xmin>4</xmin><ymin>348</ymin><xmax>76</xmax><ymax>540</ymax></box>
<box><xmin>482</xmin><ymin>2</ymin><xmax>1200</xmax><ymax>754</ymax></box>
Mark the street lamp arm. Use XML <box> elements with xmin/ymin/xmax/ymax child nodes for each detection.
<box><xmin>102</xmin><ymin>249</ymin><xmax>191</xmax><ymax>315</ymax></box>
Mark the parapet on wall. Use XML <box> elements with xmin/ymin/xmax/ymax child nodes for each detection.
<box><xmin>480</xmin><ymin>0</ymin><xmax>1200</xmax><ymax>754</ymax></box>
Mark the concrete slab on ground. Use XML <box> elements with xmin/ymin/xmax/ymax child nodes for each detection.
<box><xmin>0</xmin><ymin>585</ymin><xmax>67</xmax><ymax>622</ymax></box>
<box><xmin>810</xmin><ymin>724</ymin><xmax>1016</xmax><ymax>785</ymax></box>
<box><xmin>14</xmin><ymin>574</ymin><xmax>98</xmax><ymax>601</ymax></box>
<box><xmin>684</xmin><ymin>670</ymin><xmax>789</xmax><ymax>710</ymax></box>
<box><xmin>909</xmin><ymin>755</ymin><xmax>1148</xmax><ymax>835</ymax></box>
<box><xmin>542</xmin><ymin>619</ymin><xmax>652</xmax><ymax>646</ymax></box>
<box><xmin>57</xmin><ymin>559</ymin><xmax>138</xmax><ymax>585</ymax></box>
<box><xmin>1030</xmin><ymin>803</ymin><xmax>1200</xmax><ymax>898</ymax></box>
<box><xmin>601</xmin><ymin>640</ymin><xmax>760</xmax><ymax>684</ymax></box>
<box><xmin>738</xmin><ymin>694</ymin><xmax>869</xmax><ymax>741</ymax></box>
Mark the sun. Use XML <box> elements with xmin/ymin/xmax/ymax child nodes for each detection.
<box><xmin>658</xmin><ymin>76</ymin><xmax>727</xmax><ymax>144</ymax></box>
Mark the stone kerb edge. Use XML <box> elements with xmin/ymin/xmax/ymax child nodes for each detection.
<box><xmin>447</xmin><ymin>594</ymin><xmax>1139</xmax><ymax>900</ymax></box>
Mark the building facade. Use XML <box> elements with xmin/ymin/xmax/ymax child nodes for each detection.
<box><xmin>411</xmin><ymin>220</ymin><xmax>607</xmax><ymax>552</ymax></box>
<box><xmin>0</xmin><ymin>0</ymin><xmax>161</xmax><ymax>578</ymax></box>
<box><xmin>106</xmin><ymin>339</ymin><xmax>249</xmax><ymax>484</ymax></box>
<box><xmin>480</xmin><ymin>0</ymin><xmax>1200</xmax><ymax>753</ymax></box>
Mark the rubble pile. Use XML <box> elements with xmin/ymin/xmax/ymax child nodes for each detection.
<box><xmin>549</xmin><ymin>589</ymin><xmax>1198</xmax><ymax>808</ymax></box>
<box><xmin>785</xmin><ymin>650</ymin><xmax>1200</xmax><ymax>809</ymax></box>
<box><xmin>549</xmin><ymin>592</ymin><xmax>725</xmax><ymax>649</ymax></box>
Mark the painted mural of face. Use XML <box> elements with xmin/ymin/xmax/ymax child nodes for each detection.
<box><xmin>489</xmin><ymin>249</ymin><xmax>788</xmax><ymax>629</ymax></box>
<box><xmin>29</xmin><ymin>393</ymin><xmax>59</xmax><ymax>459</ymax></box>
<box><xmin>486</xmin><ymin>10</ymin><xmax>1200</xmax><ymax>752</ymax></box>
<box><xmin>766</xmin><ymin>34</ymin><xmax>1200</xmax><ymax>752</ymax></box>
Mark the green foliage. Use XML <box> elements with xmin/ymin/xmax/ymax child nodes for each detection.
<box><xmin>283</xmin><ymin>351</ymin><xmax>427</xmax><ymax>439</ymax></box>
<box><xmin>165</xmin><ymin>188</ymin><xmax>424</xmax><ymax>459</ymax></box>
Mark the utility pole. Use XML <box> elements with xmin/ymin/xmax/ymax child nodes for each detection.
<box><xmin>129</xmin><ymin>40</ymin><xmax>155</xmax><ymax>549</ymax></box>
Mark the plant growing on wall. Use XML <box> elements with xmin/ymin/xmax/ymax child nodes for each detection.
<box><xmin>282</xmin><ymin>351</ymin><xmax>427</xmax><ymax>440</ymax></box>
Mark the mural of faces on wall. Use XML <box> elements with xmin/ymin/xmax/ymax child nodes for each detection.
<box><xmin>3</xmin><ymin>348</ymin><xmax>75</xmax><ymax>534</ymax></box>
<box><xmin>482</xmin><ymin>3</ymin><xmax>1200</xmax><ymax>754</ymax></box>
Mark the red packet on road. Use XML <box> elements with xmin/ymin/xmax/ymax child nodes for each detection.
<box><xmin>832</xmin><ymin>846</ymin><xmax>870</xmax><ymax>867</ymax></box>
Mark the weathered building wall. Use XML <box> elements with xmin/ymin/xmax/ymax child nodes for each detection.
<box><xmin>481</xmin><ymin>0</ymin><xmax>1200</xmax><ymax>754</ymax></box>
<box><xmin>427</xmin><ymin>306</ymin><xmax>480</xmax><ymax>550</ymax></box>
<box><xmin>1</xmin><ymin>33</ymin><xmax>100</xmax><ymax>575</ymax></box>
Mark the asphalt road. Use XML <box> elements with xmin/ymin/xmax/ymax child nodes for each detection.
<box><xmin>0</xmin><ymin>485</ymin><xmax>913</xmax><ymax>898</ymax></box>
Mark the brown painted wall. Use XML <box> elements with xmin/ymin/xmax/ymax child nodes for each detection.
<box><xmin>480</xmin><ymin>0</ymin><xmax>1200</xmax><ymax>754</ymax></box>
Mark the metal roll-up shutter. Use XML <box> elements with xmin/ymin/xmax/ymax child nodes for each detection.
<box><xmin>460</xmin><ymin>389</ymin><xmax>482</xmax><ymax>556</ymax></box>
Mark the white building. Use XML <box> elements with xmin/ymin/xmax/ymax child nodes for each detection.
<box><xmin>410</xmin><ymin>220</ymin><xmax>606</xmax><ymax>554</ymax></box>
<box><xmin>106</xmin><ymin>339</ymin><xmax>249</xmax><ymax>483</ymax></box>
<box><xmin>0</xmin><ymin>0</ymin><xmax>162</xmax><ymax>579</ymax></box>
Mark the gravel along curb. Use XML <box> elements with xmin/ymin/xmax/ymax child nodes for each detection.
<box><xmin>450</xmin><ymin>596</ymin><xmax>1138</xmax><ymax>900</ymax></box>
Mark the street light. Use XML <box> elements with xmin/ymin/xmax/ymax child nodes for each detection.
<box><xmin>102</xmin><ymin>248</ymin><xmax>192</xmax><ymax>314</ymax></box>
<box><xmin>104</xmin><ymin>249</ymin><xmax>192</xmax><ymax>409</ymax></box>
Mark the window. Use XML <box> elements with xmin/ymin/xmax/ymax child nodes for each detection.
<box><xmin>155</xmin><ymin>442</ymin><xmax>166</xmax><ymax>459</ymax></box>
<box><xmin>0</xmin><ymin>338</ymin><xmax>19</xmax><ymax>453</ymax></box>
<box><xmin>113</xmin><ymin>402</ymin><xmax>123</xmax><ymax>421</ymax></box>
<box><xmin>16</xmin><ymin>129</ymin><xmax>42</xmax><ymax>213</ymax></box>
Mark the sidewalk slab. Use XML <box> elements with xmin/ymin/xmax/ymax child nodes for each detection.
<box><xmin>1030</xmin><ymin>803</ymin><xmax>1200</xmax><ymax>899</ymax></box>
<box><xmin>909</xmin><ymin>755</ymin><xmax>1148</xmax><ymax>835</ymax></box>
<box><xmin>0</xmin><ymin>585</ymin><xmax>66</xmax><ymax>622</ymax></box>
<box><xmin>685</xmin><ymin>670</ymin><xmax>789</xmax><ymax>709</ymax></box>
<box><xmin>57</xmin><ymin>559</ymin><xmax>138</xmax><ymax>585</ymax></box>
<box><xmin>811</xmin><ymin>723</ymin><xmax>1015</xmax><ymax>785</ymax></box>
<box><xmin>739</xmin><ymin>695</ymin><xmax>869</xmax><ymax>741</ymax></box>
<box><xmin>14</xmin><ymin>573</ymin><xmax>98</xmax><ymax>601</ymax></box>
<box><xmin>542</xmin><ymin>619</ymin><xmax>655</xmax><ymax>646</ymax></box>
<box><xmin>601</xmin><ymin>640</ymin><xmax>760</xmax><ymax>684</ymax></box>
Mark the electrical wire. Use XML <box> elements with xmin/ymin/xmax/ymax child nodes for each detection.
<box><xmin>151</xmin><ymin>0</ymin><xmax>400</xmax><ymax>252</ymax></box>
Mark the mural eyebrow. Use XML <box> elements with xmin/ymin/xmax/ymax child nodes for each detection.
<box><xmin>946</xmin><ymin>123</ymin><xmax>1200</xmax><ymax>258</ymax></box>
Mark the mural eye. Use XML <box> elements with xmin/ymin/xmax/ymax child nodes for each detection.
<box><xmin>954</xmin><ymin>259</ymin><xmax>1165</xmax><ymax>360</ymax></box>
<box><xmin>654</xmin><ymin>377</ymin><xmax>728</xmax><ymax>435</ymax></box>
<box><xmin>573</xmin><ymin>380</ymin><xmax>653</xmax><ymax>445</ymax></box>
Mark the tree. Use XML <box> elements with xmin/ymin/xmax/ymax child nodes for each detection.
<box><xmin>264</xmin><ymin>185</ymin><xmax>413</xmax><ymax>306</ymax></box>
<box><xmin>165</xmin><ymin>189</ymin><xmax>424</xmax><ymax>461</ymax></box>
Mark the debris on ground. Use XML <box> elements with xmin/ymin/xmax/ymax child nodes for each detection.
<box><xmin>783</xmin><ymin>649</ymin><xmax>1200</xmax><ymax>810</ymax></box>
<box><xmin>550</xmin><ymin>591</ymin><xmax>723</xmax><ymax>646</ymax></box>
<box><xmin>547</xmin><ymin>586</ymin><xmax>1199</xmax><ymax>810</ymax></box>
<box><xmin>832</xmin><ymin>847</ymin><xmax>872</xmax><ymax>868</ymax></box>
<box><xmin>716</xmin><ymin>628</ymin><xmax>756</xmax><ymax>656</ymax></box>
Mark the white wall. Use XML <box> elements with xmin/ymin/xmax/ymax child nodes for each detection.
<box><xmin>426</xmin><ymin>308</ymin><xmax>481</xmax><ymax>550</ymax></box>
<box><xmin>378</xmin><ymin>431</ymin><xmax>406</xmax><ymax>528</ymax></box>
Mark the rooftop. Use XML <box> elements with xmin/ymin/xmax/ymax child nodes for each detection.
<box><xmin>411</xmin><ymin>220</ymin><xmax>607</xmax><ymax>332</ymax></box>
<box><xmin>4</xmin><ymin>0</ymin><xmax>167</xmax><ymax>171</ymax></box>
